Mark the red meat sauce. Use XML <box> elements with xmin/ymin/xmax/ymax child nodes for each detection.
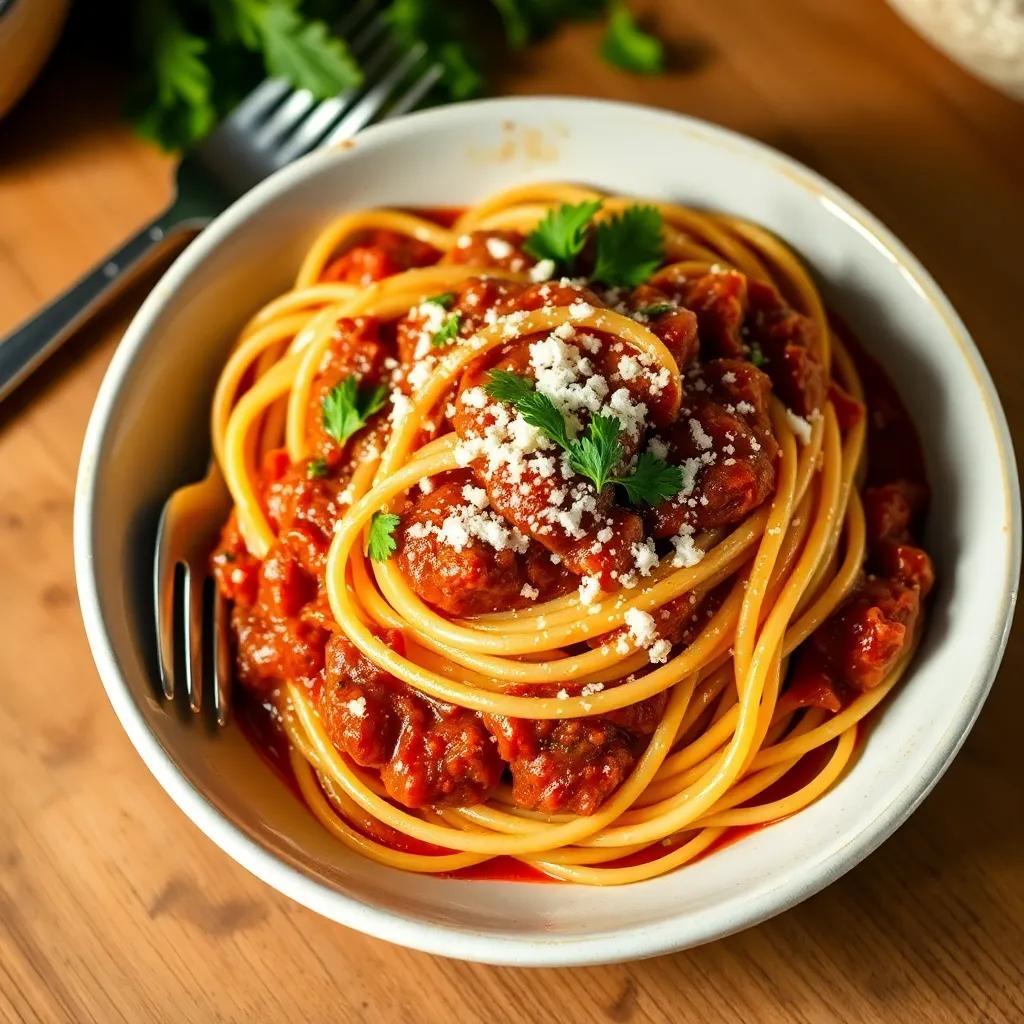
<box><xmin>212</xmin><ymin>219</ymin><xmax>933</xmax><ymax>871</ymax></box>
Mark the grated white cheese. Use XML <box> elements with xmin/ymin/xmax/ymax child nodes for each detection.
<box><xmin>520</xmin><ymin>584</ymin><xmax>539</xmax><ymax>600</ymax></box>
<box><xmin>688</xmin><ymin>418</ymin><xmax>714</xmax><ymax>451</ymax></box>
<box><xmin>485</xmin><ymin>236</ymin><xmax>514</xmax><ymax>260</ymax></box>
<box><xmin>785</xmin><ymin>408</ymin><xmax>813</xmax><ymax>444</ymax></box>
<box><xmin>529</xmin><ymin>258</ymin><xmax>556</xmax><ymax>282</ymax></box>
<box><xmin>647</xmin><ymin>436</ymin><xmax>669</xmax><ymax>460</ymax></box>
<box><xmin>631</xmin><ymin>538</ymin><xmax>660</xmax><ymax>577</ymax></box>
<box><xmin>345</xmin><ymin>696</ymin><xmax>366</xmax><ymax>718</ymax></box>
<box><xmin>624</xmin><ymin>607</ymin><xmax>658</xmax><ymax>648</ymax></box>
<box><xmin>578</xmin><ymin>575</ymin><xmax>602</xmax><ymax>606</ymax></box>
<box><xmin>648</xmin><ymin>639</ymin><xmax>672</xmax><ymax>664</ymax></box>
<box><xmin>670</xmin><ymin>525</ymin><xmax>704</xmax><ymax>568</ymax></box>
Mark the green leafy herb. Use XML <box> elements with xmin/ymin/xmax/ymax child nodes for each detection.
<box><xmin>637</xmin><ymin>301</ymin><xmax>676</xmax><ymax>318</ymax></box>
<box><xmin>484</xmin><ymin>371</ymin><xmax>682</xmax><ymax>503</ymax></box>
<box><xmin>321</xmin><ymin>375</ymin><xmax>388</xmax><ymax>445</ymax></box>
<box><xmin>749</xmin><ymin>344</ymin><xmax>766</xmax><ymax>368</ymax></box>
<box><xmin>431</xmin><ymin>312</ymin><xmax>463</xmax><ymax>348</ymax></box>
<box><xmin>367</xmin><ymin>511</ymin><xmax>401</xmax><ymax>561</ymax></box>
<box><xmin>566</xmin><ymin>414</ymin><xmax>623</xmax><ymax>492</ymax></box>
<box><xmin>615</xmin><ymin>451</ymin><xmax>683</xmax><ymax>504</ymax></box>
<box><xmin>485</xmin><ymin>371</ymin><xmax>572</xmax><ymax>450</ymax></box>
<box><xmin>241</xmin><ymin>1</ymin><xmax>362</xmax><ymax>99</ymax></box>
<box><xmin>593</xmin><ymin>204</ymin><xmax>665</xmax><ymax>287</ymax></box>
<box><xmin>601</xmin><ymin>1</ymin><xmax>664</xmax><ymax>75</ymax></box>
<box><xmin>634</xmin><ymin>301</ymin><xmax>675</xmax><ymax>317</ymax></box>
<box><xmin>126</xmin><ymin>1</ymin><xmax>217</xmax><ymax>151</ymax></box>
<box><xmin>523</xmin><ymin>200</ymin><xmax>603</xmax><ymax>268</ymax></box>
<box><xmin>306</xmin><ymin>458</ymin><xmax>328</xmax><ymax>479</ymax></box>
<box><xmin>491</xmin><ymin>0</ymin><xmax>606</xmax><ymax>49</ymax></box>
<box><xmin>425</xmin><ymin>291</ymin><xmax>456</xmax><ymax>309</ymax></box>
<box><xmin>125</xmin><ymin>2</ymin><xmax>664</xmax><ymax>152</ymax></box>
<box><xmin>386</xmin><ymin>0</ymin><xmax>484</xmax><ymax>100</ymax></box>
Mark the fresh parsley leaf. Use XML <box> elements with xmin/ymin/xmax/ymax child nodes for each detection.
<box><xmin>431</xmin><ymin>312</ymin><xmax>462</xmax><ymax>347</ymax></box>
<box><xmin>637</xmin><ymin>301</ymin><xmax>676</xmax><ymax>317</ymax></box>
<box><xmin>321</xmin><ymin>376</ymin><xmax>388</xmax><ymax>445</ymax></box>
<box><xmin>306</xmin><ymin>458</ymin><xmax>328</xmax><ymax>479</ymax></box>
<box><xmin>523</xmin><ymin>200</ymin><xmax>603</xmax><ymax>268</ymax></box>
<box><xmin>485</xmin><ymin>371</ymin><xmax>573</xmax><ymax>450</ymax></box>
<box><xmin>367</xmin><ymin>511</ymin><xmax>401</xmax><ymax>561</ymax></box>
<box><xmin>614</xmin><ymin>452</ymin><xmax>684</xmax><ymax>505</ymax></box>
<box><xmin>386</xmin><ymin>0</ymin><xmax>484</xmax><ymax>100</ymax></box>
<box><xmin>126</xmin><ymin>2</ymin><xmax>217</xmax><ymax>151</ymax></box>
<box><xmin>490</xmin><ymin>0</ymin><xmax>606</xmax><ymax>49</ymax></box>
<box><xmin>426</xmin><ymin>291</ymin><xmax>456</xmax><ymax>309</ymax></box>
<box><xmin>593</xmin><ymin>204</ymin><xmax>664</xmax><ymax>287</ymax></box>
<box><xmin>567</xmin><ymin>415</ymin><xmax>624</xmax><ymax>493</ymax></box>
<box><xmin>229</xmin><ymin>0</ymin><xmax>362</xmax><ymax>99</ymax></box>
<box><xmin>601</xmin><ymin>1</ymin><xmax>664</xmax><ymax>75</ymax></box>
<box><xmin>749</xmin><ymin>344</ymin><xmax>766</xmax><ymax>368</ymax></box>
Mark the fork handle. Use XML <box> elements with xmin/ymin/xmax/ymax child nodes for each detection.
<box><xmin>0</xmin><ymin>203</ymin><xmax>210</xmax><ymax>402</ymax></box>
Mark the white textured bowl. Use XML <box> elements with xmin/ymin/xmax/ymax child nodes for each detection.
<box><xmin>74</xmin><ymin>98</ymin><xmax>1020</xmax><ymax>966</ymax></box>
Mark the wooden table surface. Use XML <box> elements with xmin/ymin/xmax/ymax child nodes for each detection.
<box><xmin>1</xmin><ymin>2</ymin><xmax>1022</xmax><ymax>1021</ymax></box>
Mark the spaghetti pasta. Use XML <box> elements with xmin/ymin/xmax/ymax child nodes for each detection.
<box><xmin>208</xmin><ymin>184</ymin><xmax>934</xmax><ymax>884</ymax></box>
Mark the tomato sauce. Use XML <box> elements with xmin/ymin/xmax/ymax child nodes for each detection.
<box><xmin>217</xmin><ymin>220</ymin><xmax>933</xmax><ymax>882</ymax></box>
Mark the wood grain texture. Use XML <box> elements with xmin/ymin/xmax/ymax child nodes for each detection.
<box><xmin>1</xmin><ymin>2</ymin><xmax>1022</xmax><ymax>1021</ymax></box>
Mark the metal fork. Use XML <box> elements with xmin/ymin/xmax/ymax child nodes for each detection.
<box><xmin>149</xmin><ymin>6</ymin><xmax>442</xmax><ymax>725</ymax></box>
<box><xmin>0</xmin><ymin>0</ymin><xmax>442</xmax><ymax>403</ymax></box>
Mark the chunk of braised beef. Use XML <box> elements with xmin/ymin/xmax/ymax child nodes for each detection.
<box><xmin>746</xmin><ymin>279</ymin><xmax>826</xmax><ymax>416</ymax></box>
<box><xmin>627</xmin><ymin>284</ymin><xmax>701</xmax><ymax>369</ymax></box>
<box><xmin>319</xmin><ymin>230</ymin><xmax>438</xmax><ymax>284</ymax></box>
<box><xmin>500</xmin><ymin>280</ymin><xmax>603</xmax><ymax>314</ymax></box>
<box><xmin>819</xmin><ymin>578</ymin><xmax>921</xmax><ymax>690</ymax></box>
<box><xmin>874</xmin><ymin>542</ymin><xmax>935</xmax><ymax>595</ymax></box>
<box><xmin>483</xmin><ymin>684</ymin><xmax>668</xmax><ymax>815</ymax></box>
<box><xmin>671</xmin><ymin>270</ymin><xmax>748</xmax><ymax>358</ymax></box>
<box><xmin>648</xmin><ymin>394</ymin><xmax>777</xmax><ymax>536</ymax></box>
<box><xmin>862</xmin><ymin>480</ymin><xmax>929</xmax><ymax>545</ymax></box>
<box><xmin>233</xmin><ymin>606</ymin><xmax>328</xmax><ymax>695</ymax></box>
<box><xmin>212</xmin><ymin>513</ymin><xmax>260</xmax><ymax>607</ymax></box>
<box><xmin>828</xmin><ymin>381</ymin><xmax>865</xmax><ymax>432</ymax></box>
<box><xmin>262</xmin><ymin>456</ymin><xmax>352</xmax><ymax>560</ymax></box>
<box><xmin>320</xmin><ymin>632</ymin><xmax>502</xmax><ymax>807</ymax></box>
<box><xmin>700</xmin><ymin>358</ymin><xmax>778</xmax><ymax>452</ymax></box>
<box><xmin>257</xmin><ymin>545</ymin><xmax>318</xmax><ymax>619</ymax></box>
<box><xmin>395</xmin><ymin>471</ymin><xmax>574</xmax><ymax>616</ymax></box>
<box><xmin>484</xmin><ymin>715</ymin><xmax>636</xmax><ymax>816</ymax></box>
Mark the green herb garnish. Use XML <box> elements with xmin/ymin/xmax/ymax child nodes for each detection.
<box><xmin>593</xmin><ymin>205</ymin><xmax>664</xmax><ymax>287</ymax></box>
<box><xmin>430</xmin><ymin>311</ymin><xmax>462</xmax><ymax>348</ymax></box>
<box><xmin>306</xmin><ymin>458</ymin><xmax>328</xmax><ymax>479</ymax></box>
<box><xmin>126</xmin><ymin>2</ymin><xmax>664</xmax><ymax>152</ymax></box>
<box><xmin>425</xmin><ymin>291</ymin><xmax>456</xmax><ymax>309</ymax></box>
<box><xmin>484</xmin><ymin>370</ymin><xmax>682</xmax><ymax>503</ymax></box>
<box><xmin>367</xmin><ymin>511</ymin><xmax>401</xmax><ymax>561</ymax></box>
<box><xmin>523</xmin><ymin>199</ymin><xmax>603</xmax><ymax>268</ymax></box>
<box><xmin>749</xmin><ymin>344</ymin><xmax>766</xmax><ymax>368</ymax></box>
<box><xmin>484</xmin><ymin>370</ymin><xmax>572</xmax><ymax>449</ymax></box>
<box><xmin>636</xmin><ymin>301</ymin><xmax>676</xmax><ymax>318</ymax></box>
<box><xmin>321</xmin><ymin>375</ymin><xmax>388</xmax><ymax>445</ymax></box>
<box><xmin>601</xmin><ymin>1</ymin><xmax>664</xmax><ymax>75</ymax></box>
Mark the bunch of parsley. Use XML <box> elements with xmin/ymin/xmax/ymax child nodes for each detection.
<box><xmin>127</xmin><ymin>0</ymin><xmax>663</xmax><ymax>151</ymax></box>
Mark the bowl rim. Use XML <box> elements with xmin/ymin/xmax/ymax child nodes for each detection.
<box><xmin>74</xmin><ymin>95</ymin><xmax>1021</xmax><ymax>966</ymax></box>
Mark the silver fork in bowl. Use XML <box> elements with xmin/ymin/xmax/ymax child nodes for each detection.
<box><xmin>151</xmin><ymin>13</ymin><xmax>442</xmax><ymax>727</ymax></box>
<box><xmin>0</xmin><ymin>0</ymin><xmax>441</xmax><ymax>403</ymax></box>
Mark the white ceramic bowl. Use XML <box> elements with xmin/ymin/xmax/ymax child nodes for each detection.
<box><xmin>75</xmin><ymin>98</ymin><xmax>1020</xmax><ymax>966</ymax></box>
